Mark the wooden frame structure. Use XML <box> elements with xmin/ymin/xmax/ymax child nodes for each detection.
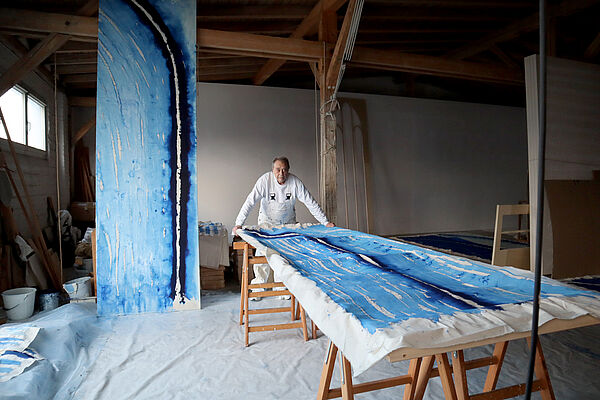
<box><xmin>316</xmin><ymin>314</ymin><xmax>598</xmax><ymax>400</ymax></box>
<box><xmin>491</xmin><ymin>204</ymin><xmax>530</xmax><ymax>270</ymax></box>
<box><xmin>233</xmin><ymin>240</ymin><xmax>309</xmax><ymax>346</ymax></box>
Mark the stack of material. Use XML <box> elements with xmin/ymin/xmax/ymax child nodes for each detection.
<box><xmin>74</xmin><ymin>145</ymin><xmax>94</xmax><ymax>202</ymax></box>
<box><xmin>200</xmin><ymin>266</ymin><xmax>225</xmax><ymax>290</ymax></box>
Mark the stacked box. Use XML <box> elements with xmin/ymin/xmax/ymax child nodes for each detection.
<box><xmin>200</xmin><ymin>266</ymin><xmax>225</xmax><ymax>290</ymax></box>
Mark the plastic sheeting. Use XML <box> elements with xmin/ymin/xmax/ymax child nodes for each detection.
<box><xmin>1</xmin><ymin>290</ymin><xmax>599</xmax><ymax>399</ymax></box>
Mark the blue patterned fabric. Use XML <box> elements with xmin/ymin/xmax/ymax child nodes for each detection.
<box><xmin>243</xmin><ymin>226</ymin><xmax>595</xmax><ymax>334</ymax></box>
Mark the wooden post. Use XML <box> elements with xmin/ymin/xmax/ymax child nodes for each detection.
<box><xmin>318</xmin><ymin>10</ymin><xmax>338</xmax><ymax>224</ymax></box>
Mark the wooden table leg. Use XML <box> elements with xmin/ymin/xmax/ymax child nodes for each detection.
<box><xmin>403</xmin><ymin>357</ymin><xmax>422</xmax><ymax>400</ymax></box>
<box><xmin>483</xmin><ymin>341</ymin><xmax>508</xmax><ymax>392</ymax></box>
<box><xmin>312</xmin><ymin>321</ymin><xmax>318</xmax><ymax>339</ymax></box>
<box><xmin>317</xmin><ymin>341</ymin><xmax>338</xmax><ymax>400</ymax></box>
<box><xmin>340</xmin><ymin>353</ymin><xmax>354</xmax><ymax>400</ymax></box>
<box><xmin>451</xmin><ymin>350</ymin><xmax>470</xmax><ymax>400</ymax></box>
<box><xmin>239</xmin><ymin>245</ymin><xmax>249</xmax><ymax>326</ymax></box>
<box><xmin>528</xmin><ymin>337</ymin><xmax>556</xmax><ymax>400</ymax></box>
<box><xmin>436</xmin><ymin>353</ymin><xmax>458</xmax><ymax>400</ymax></box>
<box><xmin>413</xmin><ymin>355</ymin><xmax>435</xmax><ymax>400</ymax></box>
<box><xmin>300</xmin><ymin>304</ymin><xmax>309</xmax><ymax>341</ymax></box>
<box><xmin>291</xmin><ymin>294</ymin><xmax>296</xmax><ymax>320</ymax></box>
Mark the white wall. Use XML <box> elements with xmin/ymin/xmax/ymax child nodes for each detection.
<box><xmin>0</xmin><ymin>43</ymin><xmax>69</xmax><ymax>237</ymax></box>
<box><xmin>197</xmin><ymin>82</ymin><xmax>528</xmax><ymax>241</ymax></box>
<box><xmin>196</xmin><ymin>83</ymin><xmax>321</xmax><ymax>239</ymax></box>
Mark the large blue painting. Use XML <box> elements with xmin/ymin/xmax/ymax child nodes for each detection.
<box><xmin>96</xmin><ymin>0</ymin><xmax>198</xmax><ymax>315</ymax></box>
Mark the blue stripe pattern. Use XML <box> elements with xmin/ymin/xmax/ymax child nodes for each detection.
<box><xmin>244</xmin><ymin>226</ymin><xmax>595</xmax><ymax>334</ymax></box>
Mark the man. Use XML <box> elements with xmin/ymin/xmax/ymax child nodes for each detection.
<box><xmin>233</xmin><ymin>156</ymin><xmax>334</xmax><ymax>299</ymax></box>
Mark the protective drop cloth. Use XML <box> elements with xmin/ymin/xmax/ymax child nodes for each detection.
<box><xmin>1</xmin><ymin>290</ymin><xmax>600</xmax><ymax>399</ymax></box>
<box><xmin>238</xmin><ymin>224</ymin><xmax>600</xmax><ymax>376</ymax></box>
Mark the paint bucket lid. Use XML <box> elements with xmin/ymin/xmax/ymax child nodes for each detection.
<box><xmin>1</xmin><ymin>287</ymin><xmax>37</xmax><ymax>321</ymax></box>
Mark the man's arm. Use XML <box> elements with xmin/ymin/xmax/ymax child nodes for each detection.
<box><xmin>233</xmin><ymin>177</ymin><xmax>264</xmax><ymax>235</ymax></box>
<box><xmin>296</xmin><ymin>180</ymin><xmax>333</xmax><ymax>226</ymax></box>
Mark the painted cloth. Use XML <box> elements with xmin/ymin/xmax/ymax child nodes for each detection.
<box><xmin>0</xmin><ymin>325</ymin><xmax>41</xmax><ymax>382</ymax></box>
<box><xmin>235</xmin><ymin>172</ymin><xmax>328</xmax><ymax>227</ymax></box>
<box><xmin>239</xmin><ymin>224</ymin><xmax>600</xmax><ymax>376</ymax></box>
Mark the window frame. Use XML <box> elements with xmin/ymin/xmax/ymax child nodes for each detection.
<box><xmin>0</xmin><ymin>84</ymin><xmax>48</xmax><ymax>154</ymax></box>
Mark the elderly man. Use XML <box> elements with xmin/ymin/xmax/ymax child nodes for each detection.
<box><xmin>233</xmin><ymin>156</ymin><xmax>334</xmax><ymax>299</ymax></box>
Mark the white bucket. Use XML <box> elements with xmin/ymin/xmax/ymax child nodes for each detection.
<box><xmin>63</xmin><ymin>277</ymin><xmax>92</xmax><ymax>299</ymax></box>
<box><xmin>2</xmin><ymin>287</ymin><xmax>37</xmax><ymax>321</ymax></box>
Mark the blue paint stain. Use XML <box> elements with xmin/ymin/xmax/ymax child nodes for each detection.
<box><xmin>96</xmin><ymin>0</ymin><xmax>198</xmax><ymax>316</ymax></box>
<box><xmin>243</xmin><ymin>226</ymin><xmax>597</xmax><ymax>334</ymax></box>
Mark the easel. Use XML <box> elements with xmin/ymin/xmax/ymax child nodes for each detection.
<box><xmin>233</xmin><ymin>240</ymin><xmax>309</xmax><ymax>346</ymax></box>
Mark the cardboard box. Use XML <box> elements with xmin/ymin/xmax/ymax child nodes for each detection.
<box><xmin>70</xmin><ymin>202</ymin><xmax>95</xmax><ymax>222</ymax></box>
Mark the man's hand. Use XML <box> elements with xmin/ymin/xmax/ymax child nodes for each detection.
<box><xmin>325</xmin><ymin>222</ymin><xmax>335</xmax><ymax>228</ymax></box>
<box><xmin>232</xmin><ymin>225</ymin><xmax>242</xmax><ymax>236</ymax></box>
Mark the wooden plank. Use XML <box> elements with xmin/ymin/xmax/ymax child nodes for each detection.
<box><xmin>0</xmin><ymin>34</ymin><xmax>69</xmax><ymax>97</ymax></box>
<box><xmin>0</xmin><ymin>34</ymin><xmax>55</xmax><ymax>84</ymax></box>
<box><xmin>72</xmin><ymin>116</ymin><xmax>96</xmax><ymax>144</ymax></box>
<box><xmin>252</xmin><ymin>0</ymin><xmax>348</xmax><ymax>85</ymax></box>
<box><xmin>197</xmin><ymin>29</ymin><xmax>322</xmax><ymax>62</ymax></box>
<box><xmin>469</xmin><ymin>381</ymin><xmax>543</xmax><ymax>400</ymax></box>
<box><xmin>350</xmin><ymin>46</ymin><xmax>523</xmax><ymax>85</ymax></box>
<box><xmin>317</xmin><ymin>342</ymin><xmax>338</xmax><ymax>400</ymax></box>
<box><xmin>325</xmin><ymin>0</ymin><xmax>358</xmax><ymax>90</ymax></box>
<box><xmin>451</xmin><ymin>350</ymin><xmax>469</xmax><ymax>400</ymax></box>
<box><xmin>248</xmin><ymin>290</ymin><xmax>291</xmax><ymax>298</ymax></box>
<box><xmin>247</xmin><ymin>307</ymin><xmax>291</xmax><ymax>315</ymax></box>
<box><xmin>483</xmin><ymin>341</ymin><xmax>508</xmax><ymax>392</ymax></box>
<box><xmin>0</xmin><ymin>8</ymin><xmax>97</xmax><ymax>37</ymax></box>
<box><xmin>0</xmin><ymin>1</ymin><xmax>98</xmax><ymax>97</ymax></box>
<box><xmin>436</xmin><ymin>353</ymin><xmax>458</xmax><ymax>400</ymax></box>
<box><xmin>69</xmin><ymin>96</ymin><xmax>96</xmax><ymax>107</ymax></box>
<box><xmin>340</xmin><ymin>354</ymin><xmax>354</xmax><ymax>400</ymax></box>
<box><xmin>248</xmin><ymin>321</ymin><xmax>304</xmax><ymax>332</ymax></box>
<box><xmin>387</xmin><ymin>315</ymin><xmax>600</xmax><ymax>362</ymax></box>
<box><xmin>56</xmin><ymin>63</ymin><xmax>97</xmax><ymax>75</ymax></box>
<box><xmin>584</xmin><ymin>32</ymin><xmax>600</xmax><ymax>59</ymax></box>
<box><xmin>446</xmin><ymin>0</ymin><xmax>600</xmax><ymax>60</ymax></box>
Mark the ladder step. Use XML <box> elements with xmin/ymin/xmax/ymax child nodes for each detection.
<box><xmin>248</xmin><ymin>282</ymin><xmax>286</xmax><ymax>289</ymax></box>
<box><xmin>248</xmin><ymin>307</ymin><xmax>292</xmax><ymax>315</ymax></box>
<box><xmin>248</xmin><ymin>322</ymin><xmax>304</xmax><ymax>332</ymax></box>
<box><xmin>249</xmin><ymin>290</ymin><xmax>291</xmax><ymax>298</ymax></box>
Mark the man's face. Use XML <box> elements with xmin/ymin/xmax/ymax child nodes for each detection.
<box><xmin>272</xmin><ymin>160</ymin><xmax>289</xmax><ymax>184</ymax></box>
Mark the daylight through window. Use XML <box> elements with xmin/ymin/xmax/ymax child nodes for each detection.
<box><xmin>0</xmin><ymin>86</ymin><xmax>47</xmax><ymax>151</ymax></box>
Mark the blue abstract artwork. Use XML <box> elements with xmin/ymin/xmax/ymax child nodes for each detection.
<box><xmin>96</xmin><ymin>0</ymin><xmax>198</xmax><ymax>315</ymax></box>
<box><xmin>243</xmin><ymin>226</ymin><xmax>594</xmax><ymax>334</ymax></box>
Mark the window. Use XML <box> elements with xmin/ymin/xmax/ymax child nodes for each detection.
<box><xmin>0</xmin><ymin>86</ymin><xmax>46</xmax><ymax>151</ymax></box>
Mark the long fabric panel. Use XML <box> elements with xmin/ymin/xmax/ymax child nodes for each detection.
<box><xmin>96</xmin><ymin>0</ymin><xmax>199</xmax><ymax>315</ymax></box>
<box><xmin>239</xmin><ymin>225</ymin><xmax>600</xmax><ymax>375</ymax></box>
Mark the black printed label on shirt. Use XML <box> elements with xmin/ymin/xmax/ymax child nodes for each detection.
<box><xmin>285</xmin><ymin>193</ymin><xmax>291</xmax><ymax>200</ymax></box>
<box><xmin>269</xmin><ymin>193</ymin><xmax>276</xmax><ymax>201</ymax></box>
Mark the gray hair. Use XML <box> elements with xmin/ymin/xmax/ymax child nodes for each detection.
<box><xmin>272</xmin><ymin>156</ymin><xmax>290</xmax><ymax>169</ymax></box>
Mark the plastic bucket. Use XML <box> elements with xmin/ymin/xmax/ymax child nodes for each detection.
<box><xmin>2</xmin><ymin>287</ymin><xmax>37</xmax><ymax>321</ymax></box>
<box><xmin>39</xmin><ymin>290</ymin><xmax>60</xmax><ymax>311</ymax></box>
<box><xmin>63</xmin><ymin>277</ymin><xmax>91</xmax><ymax>299</ymax></box>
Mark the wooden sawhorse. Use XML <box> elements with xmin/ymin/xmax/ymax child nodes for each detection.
<box><xmin>233</xmin><ymin>240</ymin><xmax>309</xmax><ymax>346</ymax></box>
<box><xmin>317</xmin><ymin>315</ymin><xmax>599</xmax><ymax>399</ymax></box>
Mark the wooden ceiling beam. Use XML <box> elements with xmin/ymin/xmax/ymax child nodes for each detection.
<box><xmin>56</xmin><ymin>63</ymin><xmax>97</xmax><ymax>75</ymax></box>
<box><xmin>72</xmin><ymin>116</ymin><xmax>96</xmax><ymax>144</ymax></box>
<box><xmin>48</xmin><ymin>53</ymin><xmax>97</xmax><ymax>65</ymax></box>
<box><xmin>0</xmin><ymin>34</ymin><xmax>55</xmax><ymax>84</ymax></box>
<box><xmin>368</xmin><ymin>1</ymin><xmax>533</xmax><ymax>8</ymax></box>
<box><xmin>350</xmin><ymin>46</ymin><xmax>523</xmax><ymax>85</ymax></box>
<box><xmin>446</xmin><ymin>0</ymin><xmax>600</xmax><ymax>60</ymax></box>
<box><xmin>0</xmin><ymin>0</ymin><xmax>97</xmax><ymax>97</ymax></box>
<box><xmin>197</xmin><ymin>29</ymin><xmax>322</xmax><ymax>62</ymax></box>
<box><xmin>326</xmin><ymin>0</ymin><xmax>359</xmax><ymax>91</ymax></box>
<box><xmin>489</xmin><ymin>44</ymin><xmax>521</xmax><ymax>69</ymax></box>
<box><xmin>69</xmin><ymin>96</ymin><xmax>96</xmax><ymax>107</ymax></box>
<box><xmin>252</xmin><ymin>0</ymin><xmax>347</xmax><ymax>86</ymax></box>
<box><xmin>62</xmin><ymin>73</ymin><xmax>97</xmax><ymax>83</ymax></box>
<box><xmin>0</xmin><ymin>8</ymin><xmax>97</xmax><ymax>37</ymax></box>
<box><xmin>197</xmin><ymin>6</ymin><xmax>312</xmax><ymax>21</ymax></box>
<box><xmin>584</xmin><ymin>32</ymin><xmax>600</xmax><ymax>59</ymax></box>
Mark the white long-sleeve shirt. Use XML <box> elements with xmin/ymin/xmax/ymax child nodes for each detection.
<box><xmin>235</xmin><ymin>172</ymin><xmax>329</xmax><ymax>227</ymax></box>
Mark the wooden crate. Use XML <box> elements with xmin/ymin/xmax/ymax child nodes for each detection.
<box><xmin>200</xmin><ymin>265</ymin><xmax>225</xmax><ymax>290</ymax></box>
